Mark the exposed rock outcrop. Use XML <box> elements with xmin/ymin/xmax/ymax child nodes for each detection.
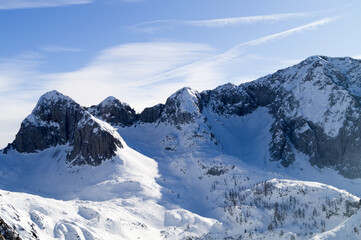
<box><xmin>87</xmin><ymin>96</ymin><xmax>137</xmax><ymax>127</ymax></box>
<box><xmin>201</xmin><ymin>83</ymin><xmax>258</xmax><ymax>116</ymax></box>
<box><xmin>138</xmin><ymin>87</ymin><xmax>203</xmax><ymax>125</ymax></box>
<box><xmin>139</xmin><ymin>104</ymin><xmax>164</xmax><ymax>123</ymax></box>
<box><xmin>0</xmin><ymin>217</ymin><xmax>21</xmax><ymax>240</ymax></box>
<box><xmin>160</xmin><ymin>87</ymin><xmax>203</xmax><ymax>125</ymax></box>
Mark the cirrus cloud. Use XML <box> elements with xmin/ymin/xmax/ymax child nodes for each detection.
<box><xmin>130</xmin><ymin>11</ymin><xmax>313</xmax><ymax>33</ymax></box>
<box><xmin>0</xmin><ymin>0</ymin><xmax>141</xmax><ymax>10</ymax></box>
<box><xmin>0</xmin><ymin>0</ymin><xmax>92</xmax><ymax>9</ymax></box>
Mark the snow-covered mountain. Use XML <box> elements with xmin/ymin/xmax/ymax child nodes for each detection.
<box><xmin>2</xmin><ymin>56</ymin><xmax>361</xmax><ymax>239</ymax></box>
<box><xmin>4</xmin><ymin>91</ymin><xmax>123</xmax><ymax>166</ymax></box>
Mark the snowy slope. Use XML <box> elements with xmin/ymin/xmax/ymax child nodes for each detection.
<box><xmin>0</xmin><ymin>131</ymin><xmax>220</xmax><ymax>239</ymax></box>
<box><xmin>111</xmin><ymin>130</ymin><xmax>361</xmax><ymax>239</ymax></box>
<box><xmin>0</xmin><ymin>189</ymin><xmax>218</xmax><ymax>240</ymax></box>
<box><xmin>311</xmin><ymin>209</ymin><xmax>361</xmax><ymax>240</ymax></box>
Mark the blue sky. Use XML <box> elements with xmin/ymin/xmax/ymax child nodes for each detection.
<box><xmin>1</xmin><ymin>0</ymin><xmax>360</xmax><ymax>147</ymax></box>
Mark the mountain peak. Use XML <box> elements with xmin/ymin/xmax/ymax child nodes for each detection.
<box><xmin>157</xmin><ymin>87</ymin><xmax>203</xmax><ymax>125</ymax></box>
<box><xmin>167</xmin><ymin>87</ymin><xmax>201</xmax><ymax>113</ymax></box>
<box><xmin>37</xmin><ymin>90</ymin><xmax>73</xmax><ymax>105</ymax></box>
<box><xmin>304</xmin><ymin>55</ymin><xmax>328</xmax><ymax>62</ymax></box>
<box><xmin>170</xmin><ymin>87</ymin><xmax>197</xmax><ymax>97</ymax></box>
<box><xmin>99</xmin><ymin>96</ymin><xmax>125</xmax><ymax>107</ymax></box>
<box><xmin>288</xmin><ymin>56</ymin><xmax>361</xmax><ymax>98</ymax></box>
<box><xmin>6</xmin><ymin>91</ymin><xmax>123</xmax><ymax>166</ymax></box>
<box><xmin>299</xmin><ymin>55</ymin><xmax>361</xmax><ymax>70</ymax></box>
<box><xmin>31</xmin><ymin>90</ymin><xmax>78</xmax><ymax>120</ymax></box>
<box><xmin>88</xmin><ymin>97</ymin><xmax>136</xmax><ymax>127</ymax></box>
<box><xmin>211</xmin><ymin>82</ymin><xmax>239</xmax><ymax>93</ymax></box>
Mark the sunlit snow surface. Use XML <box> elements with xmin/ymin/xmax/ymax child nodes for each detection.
<box><xmin>0</xmin><ymin>139</ymin><xmax>219</xmax><ymax>240</ymax></box>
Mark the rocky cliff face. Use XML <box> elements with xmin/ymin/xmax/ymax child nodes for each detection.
<box><xmin>4</xmin><ymin>91</ymin><xmax>123</xmax><ymax>166</ymax></box>
<box><xmin>201</xmin><ymin>83</ymin><xmax>258</xmax><ymax>116</ymax></box>
<box><xmin>198</xmin><ymin>56</ymin><xmax>361</xmax><ymax>177</ymax></box>
<box><xmin>139</xmin><ymin>104</ymin><xmax>164</xmax><ymax>123</ymax></box>
<box><xmin>0</xmin><ymin>217</ymin><xmax>22</xmax><ymax>240</ymax></box>
<box><xmin>137</xmin><ymin>87</ymin><xmax>204</xmax><ymax>125</ymax></box>
<box><xmin>87</xmin><ymin>96</ymin><xmax>137</xmax><ymax>127</ymax></box>
<box><xmin>160</xmin><ymin>87</ymin><xmax>203</xmax><ymax>125</ymax></box>
<box><xmin>249</xmin><ymin>56</ymin><xmax>361</xmax><ymax>177</ymax></box>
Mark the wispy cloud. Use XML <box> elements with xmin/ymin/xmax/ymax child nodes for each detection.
<box><xmin>41</xmin><ymin>45</ymin><xmax>83</xmax><ymax>53</ymax></box>
<box><xmin>0</xmin><ymin>0</ymin><xmax>144</xmax><ymax>9</ymax></box>
<box><xmin>187</xmin><ymin>12</ymin><xmax>312</xmax><ymax>27</ymax></box>
<box><xmin>214</xmin><ymin>17</ymin><xmax>338</xmax><ymax>63</ymax></box>
<box><xmin>42</xmin><ymin>42</ymin><xmax>215</xmax><ymax>110</ymax></box>
<box><xmin>0</xmin><ymin>52</ymin><xmax>47</xmax><ymax>148</ymax></box>
<box><xmin>0</xmin><ymin>0</ymin><xmax>92</xmax><ymax>9</ymax></box>
<box><xmin>119</xmin><ymin>0</ymin><xmax>144</xmax><ymax>2</ymax></box>
<box><xmin>0</xmin><ymin>52</ymin><xmax>42</xmax><ymax>92</ymax></box>
<box><xmin>130</xmin><ymin>12</ymin><xmax>312</xmax><ymax>33</ymax></box>
<box><xmin>132</xmin><ymin>17</ymin><xmax>338</xmax><ymax>86</ymax></box>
